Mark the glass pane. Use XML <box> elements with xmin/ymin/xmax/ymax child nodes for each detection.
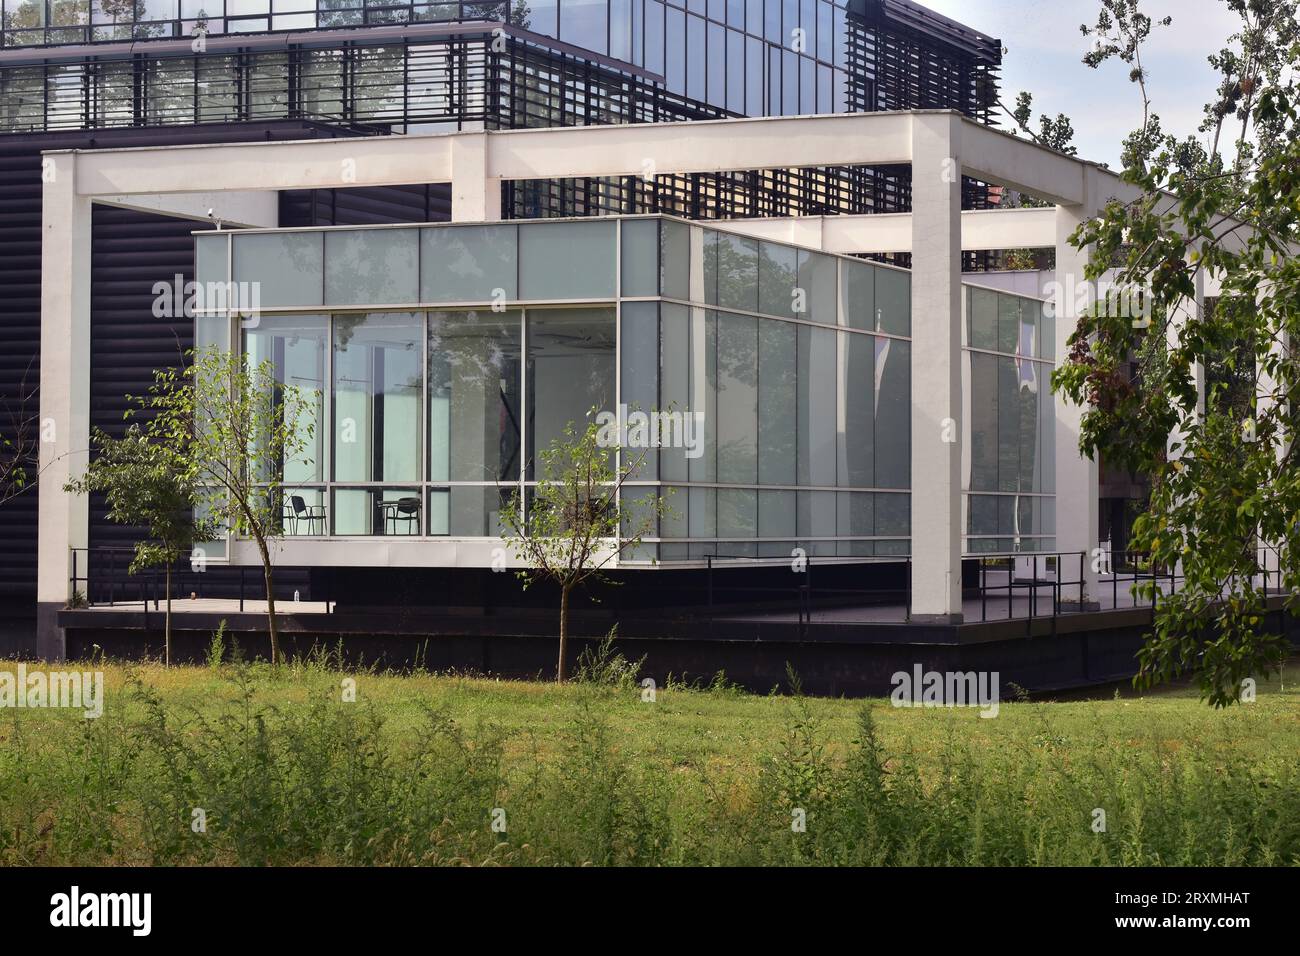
<box><xmin>875</xmin><ymin>265</ymin><xmax>909</xmax><ymax>336</ymax></box>
<box><xmin>968</xmin><ymin>351</ymin><xmax>998</xmax><ymax>491</ymax></box>
<box><xmin>688</xmin><ymin>486</ymin><xmax>716</xmax><ymax>538</ymax></box>
<box><xmin>797</xmin><ymin>324</ymin><xmax>835</xmax><ymax>486</ymax></box>
<box><xmin>610</xmin><ymin>0</ymin><xmax>632</xmax><ymax>61</ymax></box>
<box><xmin>838</xmin><ymin>331</ymin><xmax>873</xmax><ymax>487</ymax></box>
<box><xmin>716</xmin><ymin>311</ymin><xmax>757</xmax><ymax>484</ymax></box>
<box><xmin>875</xmin><ymin>491</ymin><xmax>909</xmax><ymax>536</ymax></box>
<box><xmin>428</xmin><ymin>309</ymin><xmax>522</xmax><ymax>483</ymax></box>
<box><xmin>560</xmin><ymin>0</ymin><xmax>608</xmax><ymax>55</ymax></box>
<box><xmin>620</xmin><ymin>301</ymin><xmax>659</xmax><ymax>480</ymax></box>
<box><xmin>660</xmin><ymin>218</ymin><xmax>690</xmax><ymax>300</ymax></box>
<box><xmin>243</xmin><ymin>314</ymin><xmax>327</xmax><ymax>484</ymax></box>
<box><xmin>998</xmin><ymin>293</ymin><xmax>1021</xmax><ymax>353</ymax></box>
<box><xmin>688</xmin><ymin>308</ymin><xmax>717</xmax><ymax>482</ymax></box>
<box><xmin>842</xmin><ymin>258</ymin><xmax>874</xmax><ymax>330</ymax></box>
<box><xmin>518</xmin><ymin>221</ymin><xmax>616</xmax><ymax>300</ymax></box>
<box><xmin>194</xmin><ymin>234</ymin><xmax>227</xmax><ymax>289</ymax></box>
<box><xmin>874</xmin><ymin>337</ymin><xmax>909</xmax><ymax>489</ymax></box>
<box><xmin>422</xmin><ymin>223</ymin><xmax>518</xmax><ymax>303</ymax></box>
<box><xmin>797</xmin><ymin>489</ymin><xmax>836</xmax><ymax>555</ymax></box>
<box><xmin>195</xmin><ymin>315</ymin><xmax>229</xmax><ymax>355</ymax></box>
<box><xmin>325</xmin><ymin>228</ymin><xmax>418</xmax><ymax>306</ymax></box>
<box><xmin>659</xmin><ymin>303</ymin><xmax>691</xmax><ymax>482</ymax></box>
<box><xmin>758</xmin><ymin>317</ymin><xmax>796</xmax><ymax>484</ymax></box>
<box><xmin>620</xmin><ymin>219</ymin><xmax>660</xmax><ymax>297</ymax></box>
<box><xmin>715</xmin><ymin>230</ymin><xmax>758</xmax><ymax>312</ymax></box>
<box><xmin>998</xmin><ymin>355</ymin><xmax>1018</xmax><ymax>491</ymax></box>
<box><xmin>232</xmin><ymin>232</ymin><xmax>322</xmax><ymax>308</ymax></box>
<box><xmin>331</xmin><ymin>313</ymin><xmax>423</xmax><ymax>483</ymax></box>
<box><xmin>798</xmin><ymin>248</ymin><xmax>836</xmax><ymax>324</ymax></box>
<box><xmin>718</xmin><ymin>487</ymin><xmax>757</xmax><ymax>539</ymax></box>
<box><xmin>281</xmin><ymin>488</ymin><xmax>326</xmax><ymax>537</ymax></box>
<box><xmin>758</xmin><ymin>240</ymin><xmax>797</xmax><ymax>318</ymax></box>
<box><xmin>837</xmin><ymin>491</ymin><xmax>872</xmax><ymax>556</ymax></box>
<box><xmin>332</xmin><ymin>487</ymin><xmax>423</xmax><ymax>535</ymax></box>
<box><xmin>449</xmin><ymin>485</ymin><xmax>511</xmax><ymax>536</ymax></box>
<box><xmin>759</xmin><ymin>488</ymin><xmax>795</xmax><ymax>537</ymax></box>
<box><xmin>968</xmin><ymin>286</ymin><xmax>998</xmax><ymax>349</ymax></box>
<box><xmin>526</xmin><ymin>307</ymin><xmax>616</xmax><ymax>478</ymax></box>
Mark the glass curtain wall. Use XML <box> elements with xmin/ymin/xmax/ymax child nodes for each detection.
<box><xmin>963</xmin><ymin>285</ymin><xmax>1056</xmax><ymax>553</ymax></box>
<box><xmin>196</xmin><ymin>216</ymin><xmax>917</xmax><ymax>563</ymax></box>
<box><xmin>2</xmin><ymin>0</ymin><xmax>854</xmax><ymax>122</ymax></box>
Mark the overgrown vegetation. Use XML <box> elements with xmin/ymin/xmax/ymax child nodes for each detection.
<box><xmin>1</xmin><ymin>654</ymin><xmax>1296</xmax><ymax>866</ymax></box>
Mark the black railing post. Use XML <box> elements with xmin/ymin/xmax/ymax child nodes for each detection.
<box><xmin>71</xmin><ymin>549</ymin><xmax>78</xmax><ymax>604</ymax></box>
<box><xmin>109</xmin><ymin>548</ymin><xmax>116</xmax><ymax>607</ymax></box>
<box><xmin>1079</xmin><ymin>551</ymin><xmax>1085</xmax><ymax>609</ymax></box>
<box><xmin>706</xmin><ymin>555</ymin><xmax>713</xmax><ymax>620</ymax></box>
<box><xmin>1032</xmin><ymin>554</ymin><xmax>1038</xmax><ymax>618</ymax></box>
<box><xmin>905</xmin><ymin>557</ymin><xmax>911</xmax><ymax>622</ymax></box>
<box><xmin>980</xmin><ymin>559</ymin><xmax>987</xmax><ymax>622</ymax></box>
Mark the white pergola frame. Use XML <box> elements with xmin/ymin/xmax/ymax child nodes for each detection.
<box><xmin>38</xmin><ymin>109</ymin><xmax>1173</xmax><ymax>653</ymax></box>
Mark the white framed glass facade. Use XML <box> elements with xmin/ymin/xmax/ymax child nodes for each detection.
<box><xmin>962</xmin><ymin>284</ymin><xmax>1056</xmax><ymax>554</ymax></box>
<box><xmin>195</xmin><ymin>215</ymin><xmax>1072</xmax><ymax>566</ymax></box>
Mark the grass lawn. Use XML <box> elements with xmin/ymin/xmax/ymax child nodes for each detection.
<box><xmin>1</xmin><ymin>650</ymin><xmax>1297</xmax><ymax>866</ymax></box>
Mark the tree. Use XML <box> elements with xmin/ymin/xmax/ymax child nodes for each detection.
<box><xmin>0</xmin><ymin>366</ymin><xmax>38</xmax><ymax>509</ymax></box>
<box><xmin>134</xmin><ymin>344</ymin><xmax>315</xmax><ymax>665</ymax></box>
<box><xmin>500</xmin><ymin>417</ymin><xmax>668</xmax><ymax>682</ymax></box>
<box><xmin>64</xmin><ymin>425</ymin><xmax>216</xmax><ymax>666</ymax></box>
<box><xmin>1052</xmin><ymin>0</ymin><xmax>1300</xmax><ymax>705</ymax></box>
<box><xmin>998</xmin><ymin>91</ymin><xmax>1078</xmax><ymax>269</ymax></box>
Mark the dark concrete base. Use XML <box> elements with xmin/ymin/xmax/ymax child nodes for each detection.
<box><xmin>55</xmin><ymin>597</ymin><xmax>1300</xmax><ymax>697</ymax></box>
<box><xmin>1058</xmin><ymin>601</ymin><xmax>1102</xmax><ymax>613</ymax></box>
<box><xmin>35</xmin><ymin>602</ymin><xmax>66</xmax><ymax>662</ymax></box>
<box><xmin>910</xmin><ymin>613</ymin><xmax>965</xmax><ymax>625</ymax></box>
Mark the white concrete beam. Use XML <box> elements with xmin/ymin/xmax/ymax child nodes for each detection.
<box><xmin>56</xmin><ymin>113</ymin><xmax>914</xmax><ymax>197</ymax></box>
<box><xmin>712</xmin><ymin>206</ymin><xmax>1058</xmax><ymax>254</ymax></box>
<box><xmin>94</xmin><ymin>190</ymin><xmax>279</xmax><ymax>228</ymax></box>
<box><xmin>909</xmin><ymin>113</ymin><xmax>965</xmax><ymax>621</ymax></box>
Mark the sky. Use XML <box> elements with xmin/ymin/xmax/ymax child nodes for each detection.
<box><xmin>919</xmin><ymin>0</ymin><xmax>1246</xmax><ymax>168</ymax></box>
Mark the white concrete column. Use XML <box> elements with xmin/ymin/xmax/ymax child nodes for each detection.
<box><xmin>1166</xmin><ymin>264</ymin><xmax>1205</xmax><ymax>460</ymax></box>
<box><xmin>450</xmin><ymin>133</ymin><xmax>502</xmax><ymax>223</ymax></box>
<box><xmin>37</xmin><ymin>151</ymin><xmax>93</xmax><ymax>660</ymax></box>
<box><xmin>909</xmin><ymin>113</ymin><xmax>964</xmax><ymax>621</ymax></box>
<box><xmin>1053</xmin><ymin>171</ymin><xmax>1103</xmax><ymax>607</ymax></box>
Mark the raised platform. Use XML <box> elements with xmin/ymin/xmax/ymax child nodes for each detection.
<box><xmin>52</xmin><ymin>582</ymin><xmax>1297</xmax><ymax>696</ymax></box>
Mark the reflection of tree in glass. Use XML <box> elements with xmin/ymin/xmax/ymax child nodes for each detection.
<box><xmin>429</xmin><ymin>310</ymin><xmax>522</xmax><ymax>481</ymax></box>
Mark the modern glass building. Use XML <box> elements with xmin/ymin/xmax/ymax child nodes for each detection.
<box><xmin>2</xmin><ymin>0</ymin><xmax>1007</xmax><ymax>617</ymax></box>
<box><xmin>191</xmin><ymin>215</ymin><xmax>1053</xmax><ymax>568</ymax></box>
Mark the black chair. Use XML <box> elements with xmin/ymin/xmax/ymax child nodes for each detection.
<box><xmin>288</xmin><ymin>494</ymin><xmax>326</xmax><ymax>535</ymax></box>
<box><xmin>386</xmin><ymin>496</ymin><xmax>421</xmax><ymax>535</ymax></box>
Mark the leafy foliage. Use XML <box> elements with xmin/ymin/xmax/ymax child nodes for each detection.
<box><xmin>131</xmin><ymin>345</ymin><xmax>315</xmax><ymax>664</ymax></box>
<box><xmin>1053</xmin><ymin>0</ymin><xmax>1300</xmax><ymax>705</ymax></box>
<box><xmin>500</xmin><ymin>416</ymin><xmax>668</xmax><ymax>682</ymax></box>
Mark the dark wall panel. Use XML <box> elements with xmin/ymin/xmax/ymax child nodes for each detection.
<box><xmin>0</xmin><ymin>120</ymin><xmax>390</xmax><ymax>601</ymax></box>
<box><xmin>280</xmin><ymin>182</ymin><xmax>452</xmax><ymax>227</ymax></box>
